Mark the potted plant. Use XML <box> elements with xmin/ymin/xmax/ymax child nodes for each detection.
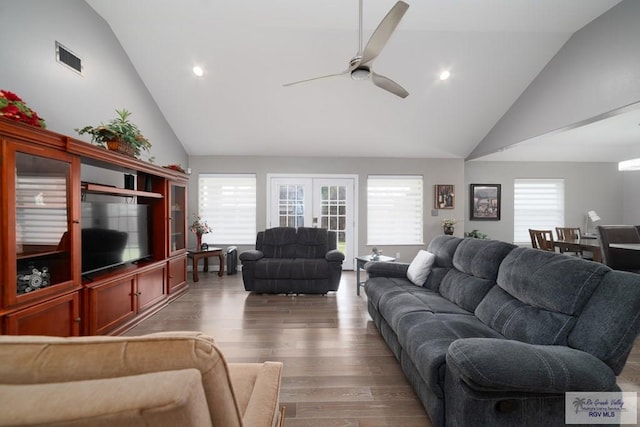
<box><xmin>441</xmin><ymin>218</ymin><xmax>457</xmax><ymax>235</ymax></box>
<box><xmin>75</xmin><ymin>109</ymin><xmax>151</xmax><ymax>158</ymax></box>
<box><xmin>464</xmin><ymin>229</ymin><xmax>489</xmax><ymax>239</ymax></box>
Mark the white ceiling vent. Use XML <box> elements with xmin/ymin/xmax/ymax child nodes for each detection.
<box><xmin>56</xmin><ymin>41</ymin><xmax>83</xmax><ymax>75</ymax></box>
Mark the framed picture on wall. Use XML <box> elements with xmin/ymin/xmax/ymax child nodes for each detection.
<box><xmin>434</xmin><ymin>185</ymin><xmax>455</xmax><ymax>209</ymax></box>
<box><xmin>470</xmin><ymin>184</ymin><xmax>501</xmax><ymax>220</ymax></box>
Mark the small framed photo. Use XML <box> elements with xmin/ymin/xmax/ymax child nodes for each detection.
<box><xmin>470</xmin><ymin>184</ymin><xmax>501</xmax><ymax>220</ymax></box>
<box><xmin>434</xmin><ymin>185</ymin><xmax>455</xmax><ymax>209</ymax></box>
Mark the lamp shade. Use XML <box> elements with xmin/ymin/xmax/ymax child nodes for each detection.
<box><xmin>587</xmin><ymin>210</ymin><xmax>601</xmax><ymax>222</ymax></box>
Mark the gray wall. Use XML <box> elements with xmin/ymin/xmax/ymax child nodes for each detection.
<box><xmin>0</xmin><ymin>0</ymin><xmax>187</xmax><ymax>166</ymax></box>
<box><xmin>622</xmin><ymin>171</ymin><xmax>640</xmax><ymax>224</ymax></box>
<box><xmin>465</xmin><ymin>161</ymin><xmax>623</xmax><ymax>243</ymax></box>
<box><xmin>469</xmin><ymin>0</ymin><xmax>640</xmax><ymax>158</ymax></box>
<box><xmin>187</xmin><ymin>155</ymin><xmax>465</xmax><ymax>264</ymax></box>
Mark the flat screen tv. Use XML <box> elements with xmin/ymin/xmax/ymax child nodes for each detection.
<box><xmin>81</xmin><ymin>202</ymin><xmax>151</xmax><ymax>275</ymax></box>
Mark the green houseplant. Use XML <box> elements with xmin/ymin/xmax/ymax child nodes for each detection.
<box><xmin>76</xmin><ymin>109</ymin><xmax>151</xmax><ymax>158</ymax></box>
<box><xmin>464</xmin><ymin>229</ymin><xmax>489</xmax><ymax>239</ymax></box>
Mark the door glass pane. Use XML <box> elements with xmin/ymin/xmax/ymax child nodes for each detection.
<box><xmin>278</xmin><ymin>184</ymin><xmax>305</xmax><ymax>227</ymax></box>
<box><xmin>15</xmin><ymin>152</ymin><xmax>71</xmax><ymax>295</ymax></box>
<box><xmin>170</xmin><ymin>184</ymin><xmax>186</xmax><ymax>252</ymax></box>
<box><xmin>319</xmin><ymin>185</ymin><xmax>347</xmax><ymax>253</ymax></box>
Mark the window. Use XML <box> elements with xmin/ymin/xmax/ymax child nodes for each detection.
<box><xmin>198</xmin><ymin>174</ymin><xmax>256</xmax><ymax>245</ymax></box>
<box><xmin>367</xmin><ymin>175</ymin><xmax>423</xmax><ymax>245</ymax></box>
<box><xmin>513</xmin><ymin>179</ymin><xmax>565</xmax><ymax>244</ymax></box>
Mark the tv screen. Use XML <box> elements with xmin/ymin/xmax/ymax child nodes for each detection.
<box><xmin>81</xmin><ymin>202</ymin><xmax>151</xmax><ymax>275</ymax></box>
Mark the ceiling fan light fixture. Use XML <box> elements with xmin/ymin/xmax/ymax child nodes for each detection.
<box><xmin>618</xmin><ymin>158</ymin><xmax>640</xmax><ymax>171</ymax></box>
<box><xmin>351</xmin><ymin>68</ymin><xmax>370</xmax><ymax>80</ymax></box>
<box><xmin>192</xmin><ymin>66</ymin><xmax>204</xmax><ymax>77</ymax></box>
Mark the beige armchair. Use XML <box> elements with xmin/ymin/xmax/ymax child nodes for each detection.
<box><xmin>0</xmin><ymin>331</ymin><xmax>283</xmax><ymax>427</ymax></box>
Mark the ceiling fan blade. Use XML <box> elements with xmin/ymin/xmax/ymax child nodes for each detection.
<box><xmin>371</xmin><ymin>71</ymin><xmax>409</xmax><ymax>98</ymax></box>
<box><xmin>283</xmin><ymin>71</ymin><xmax>348</xmax><ymax>87</ymax></box>
<box><xmin>360</xmin><ymin>1</ymin><xmax>409</xmax><ymax>66</ymax></box>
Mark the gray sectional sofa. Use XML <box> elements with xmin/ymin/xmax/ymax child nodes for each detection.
<box><xmin>365</xmin><ymin>235</ymin><xmax>640</xmax><ymax>426</ymax></box>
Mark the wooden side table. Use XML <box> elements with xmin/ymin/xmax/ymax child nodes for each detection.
<box><xmin>187</xmin><ymin>247</ymin><xmax>224</xmax><ymax>282</ymax></box>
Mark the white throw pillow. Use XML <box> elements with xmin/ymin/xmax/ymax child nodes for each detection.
<box><xmin>407</xmin><ymin>250</ymin><xmax>436</xmax><ymax>286</ymax></box>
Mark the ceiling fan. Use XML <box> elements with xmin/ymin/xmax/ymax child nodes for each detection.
<box><xmin>283</xmin><ymin>0</ymin><xmax>410</xmax><ymax>98</ymax></box>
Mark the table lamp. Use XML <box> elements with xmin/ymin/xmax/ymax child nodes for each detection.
<box><xmin>584</xmin><ymin>210</ymin><xmax>601</xmax><ymax>236</ymax></box>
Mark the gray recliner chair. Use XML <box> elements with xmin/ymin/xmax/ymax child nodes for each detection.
<box><xmin>239</xmin><ymin>227</ymin><xmax>345</xmax><ymax>294</ymax></box>
<box><xmin>596</xmin><ymin>225</ymin><xmax>640</xmax><ymax>273</ymax></box>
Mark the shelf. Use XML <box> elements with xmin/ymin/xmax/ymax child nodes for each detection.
<box><xmin>17</xmin><ymin>203</ymin><xmax>67</xmax><ymax>209</ymax></box>
<box><xmin>81</xmin><ymin>182</ymin><xmax>163</xmax><ymax>199</ymax></box>
<box><xmin>17</xmin><ymin>250</ymin><xmax>67</xmax><ymax>260</ymax></box>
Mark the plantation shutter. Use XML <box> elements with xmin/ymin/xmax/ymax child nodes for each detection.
<box><xmin>198</xmin><ymin>174</ymin><xmax>256</xmax><ymax>245</ymax></box>
<box><xmin>367</xmin><ymin>175</ymin><xmax>423</xmax><ymax>245</ymax></box>
<box><xmin>513</xmin><ymin>179</ymin><xmax>565</xmax><ymax>244</ymax></box>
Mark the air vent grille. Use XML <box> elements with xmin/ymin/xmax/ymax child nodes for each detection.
<box><xmin>56</xmin><ymin>41</ymin><xmax>83</xmax><ymax>75</ymax></box>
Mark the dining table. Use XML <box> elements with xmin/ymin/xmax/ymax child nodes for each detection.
<box><xmin>553</xmin><ymin>238</ymin><xmax>602</xmax><ymax>262</ymax></box>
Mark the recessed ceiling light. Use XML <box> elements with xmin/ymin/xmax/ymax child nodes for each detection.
<box><xmin>192</xmin><ymin>66</ymin><xmax>204</xmax><ymax>77</ymax></box>
<box><xmin>439</xmin><ymin>70</ymin><xmax>451</xmax><ymax>81</ymax></box>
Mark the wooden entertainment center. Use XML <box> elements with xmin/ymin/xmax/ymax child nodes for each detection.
<box><xmin>0</xmin><ymin>118</ymin><xmax>189</xmax><ymax>336</ymax></box>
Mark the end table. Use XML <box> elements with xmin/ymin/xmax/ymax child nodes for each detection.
<box><xmin>355</xmin><ymin>254</ymin><xmax>396</xmax><ymax>296</ymax></box>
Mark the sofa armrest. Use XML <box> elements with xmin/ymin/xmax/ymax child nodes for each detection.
<box><xmin>0</xmin><ymin>369</ymin><xmax>212</xmax><ymax>427</ymax></box>
<box><xmin>447</xmin><ymin>338</ymin><xmax>616</xmax><ymax>393</ymax></box>
<box><xmin>239</xmin><ymin>250</ymin><xmax>264</xmax><ymax>262</ymax></box>
<box><xmin>365</xmin><ymin>261</ymin><xmax>409</xmax><ymax>278</ymax></box>
<box><xmin>228</xmin><ymin>362</ymin><xmax>283</xmax><ymax>427</ymax></box>
<box><xmin>326</xmin><ymin>249</ymin><xmax>345</xmax><ymax>262</ymax></box>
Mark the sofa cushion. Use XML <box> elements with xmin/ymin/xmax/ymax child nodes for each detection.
<box><xmin>423</xmin><ymin>235</ymin><xmax>463</xmax><ymax>292</ymax></box>
<box><xmin>254</xmin><ymin>259</ymin><xmax>293</xmax><ymax>279</ymax></box>
<box><xmin>438</xmin><ymin>239</ymin><xmax>516</xmax><ymax>312</ymax></box>
<box><xmin>291</xmin><ymin>258</ymin><xmax>329</xmax><ymax>279</ymax></box>
<box><xmin>0</xmin><ymin>369</ymin><xmax>212</xmax><ymax>427</ymax></box>
<box><xmin>295</xmin><ymin>227</ymin><xmax>329</xmax><ymax>258</ymax></box>
<box><xmin>475</xmin><ymin>247</ymin><xmax>609</xmax><ymax>345</ymax></box>
<box><xmin>396</xmin><ymin>311</ymin><xmax>504</xmax><ymax>398</ymax></box>
<box><xmin>260</xmin><ymin>227</ymin><xmax>297</xmax><ymax>258</ymax></box>
<box><xmin>407</xmin><ymin>250</ymin><xmax>435</xmax><ymax>286</ymax></box>
<box><xmin>378</xmin><ymin>287</ymin><xmax>473</xmax><ymax>332</ymax></box>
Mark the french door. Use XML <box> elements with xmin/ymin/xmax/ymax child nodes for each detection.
<box><xmin>268</xmin><ymin>175</ymin><xmax>355</xmax><ymax>269</ymax></box>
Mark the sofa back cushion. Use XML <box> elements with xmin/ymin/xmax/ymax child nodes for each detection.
<box><xmin>295</xmin><ymin>227</ymin><xmax>330</xmax><ymax>258</ymax></box>
<box><xmin>423</xmin><ymin>235</ymin><xmax>463</xmax><ymax>292</ymax></box>
<box><xmin>0</xmin><ymin>332</ymin><xmax>243</xmax><ymax>427</ymax></box>
<box><xmin>438</xmin><ymin>238</ymin><xmax>516</xmax><ymax>312</ymax></box>
<box><xmin>476</xmin><ymin>247</ymin><xmax>608</xmax><ymax>345</ymax></box>
<box><xmin>258</xmin><ymin>227</ymin><xmax>297</xmax><ymax>258</ymax></box>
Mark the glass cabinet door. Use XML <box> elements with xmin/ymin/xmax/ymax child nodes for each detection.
<box><xmin>169</xmin><ymin>183</ymin><xmax>186</xmax><ymax>255</ymax></box>
<box><xmin>11</xmin><ymin>147</ymin><xmax>77</xmax><ymax>304</ymax></box>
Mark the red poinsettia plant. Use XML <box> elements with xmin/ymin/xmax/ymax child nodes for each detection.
<box><xmin>0</xmin><ymin>90</ymin><xmax>46</xmax><ymax>128</ymax></box>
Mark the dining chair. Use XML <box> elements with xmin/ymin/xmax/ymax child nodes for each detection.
<box><xmin>555</xmin><ymin>227</ymin><xmax>582</xmax><ymax>256</ymax></box>
<box><xmin>528</xmin><ymin>229</ymin><xmax>555</xmax><ymax>252</ymax></box>
<box><xmin>595</xmin><ymin>225</ymin><xmax>640</xmax><ymax>272</ymax></box>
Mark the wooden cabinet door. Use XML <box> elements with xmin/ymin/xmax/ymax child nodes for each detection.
<box><xmin>137</xmin><ymin>266</ymin><xmax>166</xmax><ymax>313</ymax></box>
<box><xmin>4</xmin><ymin>292</ymin><xmax>81</xmax><ymax>336</ymax></box>
<box><xmin>168</xmin><ymin>256</ymin><xmax>187</xmax><ymax>295</ymax></box>
<box><xmin>88</xmin><ymin>277</ymin><xmax>136</xmax><ymax>335</ymax></box>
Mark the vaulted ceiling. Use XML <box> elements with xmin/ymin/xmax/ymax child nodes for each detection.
<box><xmin>86</xmin><ymin>0</ymin><xmax>626</xmax><ymax>160</ymax></box>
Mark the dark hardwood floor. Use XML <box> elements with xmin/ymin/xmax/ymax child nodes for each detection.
<box><xmin>125</xmin><ymin>270</ymin><xmax>640</xmax><ymax>426</ymax></box>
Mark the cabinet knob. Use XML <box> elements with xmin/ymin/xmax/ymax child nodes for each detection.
<box><xmin>74</xmin><ymin>317</ymin><xmax>81</xmax><ymax>323</ymax></box>
<box><xmin>72</xmin><ymin>220</ymin><xmax>80</xmax><ymax>224</ymax></box>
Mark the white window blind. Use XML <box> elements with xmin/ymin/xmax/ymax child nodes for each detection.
<box><xmin>198</xmin><ymin>174</ymin><xmax>256</xmax><ymax>245</ymax></box>
<box><xmin>16</xmin><ymin>176</ymin><xmax>68</xmax><ymax>246</ymax></box>
<box><xmin>513</xmin><ymin>179</ymin><xmax>565</xmax><ymax>244</ymax></box>
<box><xmin>367</xmin><ymin>175</ymin><xmax>423</xmax><ymax>245</ymax></box>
